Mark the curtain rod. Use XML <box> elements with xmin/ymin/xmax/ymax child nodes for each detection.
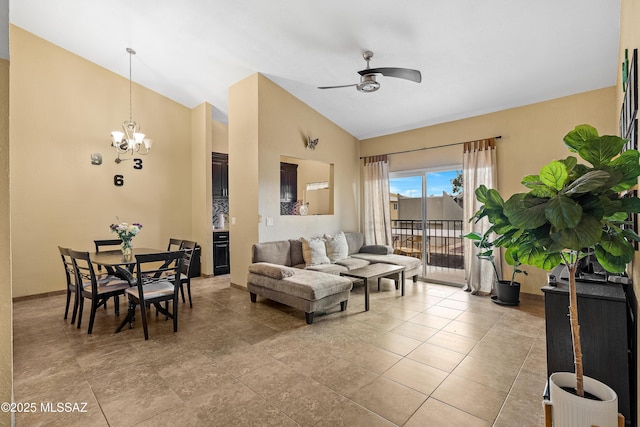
<box><xmin>359</xmin><ymin>135</ymin><xmax>502</xmax><ymax>159</ymax></box>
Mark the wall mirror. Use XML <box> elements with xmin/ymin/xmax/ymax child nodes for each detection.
<box><xmin>280</xmin><ymin>155</ymin><xmax>334</xmax><ymax>215</ymax></box>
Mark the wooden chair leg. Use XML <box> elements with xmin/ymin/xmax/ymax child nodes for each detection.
<box><xmin>618</xmin><ymin>413</ymin><xmax>625</xmax><ymax>427</ymax></box>
<box><xmin>70</xmin><ymin>293</ymin><xmax>79</xmax><ymax>325</ymax></box>
<box><xmin>76</xmin><ymin>298</ymin><xmax>84</xmax><ymax>329</ymax></box>
<box><xmin>186</xmin><ymin>280</ymin><xmax>192</xmax><ymax>308</ymax></box>
<box><xmin>87</xmin><ymin>302</ymin><xmax>97</xmax><ymax>334</ymax></box>
<box><xmin>179</xmin><ymin>284</ymin><xmax>186</xmax><ymax>303</ymax></box>
<box><xmin>64</xmin><ymin>290</ymin><xmax>71</xmax><ymax>320</ymax></box>
<box><xmin>139</xmin><ymin>299</ymin><xmax>149</xmax><ymax>340</ymax></box>
<box><xmin>173</xmin><ymin>296</ymin><xmax>178</xmax><ymax>332</ymax></box>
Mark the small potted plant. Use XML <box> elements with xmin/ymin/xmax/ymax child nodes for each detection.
<box><xmin>464</xmin><ymin>230</ymin><xmax>527</xmax><ymax>305</ymax></box>
<box><xmin>470</xmin><ymin>124</ymin><xmax>640</xmax><ymax>425</ymax></box>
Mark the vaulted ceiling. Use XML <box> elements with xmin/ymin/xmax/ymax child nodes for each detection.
<box><xmin>10</xmin><ymin>0</ymin><xmax>621</xmax><ymax>139</ymax></box>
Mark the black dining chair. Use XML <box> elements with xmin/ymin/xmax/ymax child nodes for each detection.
<box><xmin>167</xmin><ymin>238</ymin><xmax>184</xmax><ymax>251</ymax></box>
<box><xmin>69</xmin><ymin>249</ymin><xmax>130</xmax><ymax>334</ymax></box>
<box><xmin>94</xmin><ymin>239</ymin><xmax>122</xmax><ymax>272</ymax></box>
<box><xmin>118</xmin><ymin>251</ymin><xmax>183</xmax><ymax>340</ymax></box>
<box><xmin>178</xmin><ymin>240</ymin><xmax>197</xmax><ymax>307</ymax></box>
<box><xmin>58</xmin><ymin>246</ymin><xmax>79</xmax><ymax>324</ymax></box>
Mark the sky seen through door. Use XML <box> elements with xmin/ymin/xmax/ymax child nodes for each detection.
<box><xmin>390</xmin><ymin>170</ymin><xmax>460</xmax><ymax>198</ymax></box>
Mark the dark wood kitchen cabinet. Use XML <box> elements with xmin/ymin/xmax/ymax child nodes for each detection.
<box><xmin>212</xmin><ymin>152</ymin><xmax>229</xmax><ymax>199</ymax></box>
<box><xmin>213</xmin><ymin>231</ymin><xmax>230</xmax><ymax>275</ymax></box>
<box><xmin>280</xmin><ymin>162</ymin><xmax>298</xmax><ymax>202</ymax></box>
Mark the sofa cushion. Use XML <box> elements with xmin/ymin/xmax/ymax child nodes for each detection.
<box><xmin>359</xmin><ymin>245</ymin><xmax>394</xmax><ymax>255</ymax></box>
<box><xmin>252</xmin><ymin>240</ymin><xmax>292</xmax><ymax>266</ymax></box>
<box><xmin>301</xmin><ymin>237</ymin><xmax>330</xmax><ymax>266</ymax></box>
<box><xmin>248</xmin><ymin>262</ymin><xmax>297</xmax><ymax>279</ymax></box>
<box><xmin>344</xmin><ymin>232</ymin><xmax>364</xmax><ymax>255</ymax></box>
<box><xmin>289</xmin><ymin>239</ymin><xmax>305</xmax><ymax>266</ymax></box>
<box><xmin>324</xmin><ymin>231</ymin><xmax>349</xmax><ymax>262</ymax></box>
<box><xmin>247</xmin><ymin>270</ymin><xmax>352</xmax><ymax>300</ymax></box>
<box><xmin>335</xmin><ymin>257</ymin><xmax>370</xmax><ymax>270</ymax></box>
<box><xmin>305</xmin><ymin>263</ymin><xmax>348</xmax><ymax>275</ymax></box>
<box><xmin>351</xmin><ymin>253</ymin><xmax>422</xmax><ymax>271</ymax></box>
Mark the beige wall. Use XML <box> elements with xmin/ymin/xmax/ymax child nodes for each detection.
<box><xmin>212</xmin><ymin>118</ymin><xmax>229</xmax><ymax>155</ymax></box>
<box><xmin>618</xmin><ymin>0</ymin><xmax>640</xmax><ymax>416</ymax></box>
<box><xmin>228</xmin><ymin>74</ymin><xmax>260</xmax><ymax>287</ymax></box>
<box><xmin>228</xmin><ymin>74</ymin><xmax>360</xmax><ymax>287</ymax></box>
<box><xmin>10</xmin><ymin>26</ymin><xmax>194</xmax><ymax>297</ymax></box>
<box><xmin>0</xmin><ymin>58</ymin><xmax>11</xmax><ymax>427</ymax></box>
<box><xmin>191</xmin><ymin>102</ymin><xmax>213</xmax><ymax>275</ymax></box>
<box><xmin>362</xmin><ymin>87</ymin><xmax>617</xmax><ymax>295</ymax></box>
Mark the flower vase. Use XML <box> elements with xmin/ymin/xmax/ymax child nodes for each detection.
<box><xmin>121</xmin><ymin>240</ymin><xmax>133</xmax><ymax>261</ymax></box>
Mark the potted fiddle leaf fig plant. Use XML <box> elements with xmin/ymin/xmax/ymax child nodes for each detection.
<box><xmin>464</xmin><ymin>229</ymin><xmax>527</xmax><ymax>305</ymax></box>
<box><xmin>470</xmin><ymin>124</ymin><xmax>640</xmax><ymax>425</ymax></box>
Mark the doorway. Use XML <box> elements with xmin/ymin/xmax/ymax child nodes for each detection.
<box><xmin>390</xmin><ymin>167</ymin><xmax>465</xmax><ymax>286</ymax></box>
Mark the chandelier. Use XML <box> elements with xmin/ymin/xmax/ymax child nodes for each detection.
<box><xmin>111</xmin><ymin>48</ymin><xmax>152</xmax><ymax>161</ymax></box>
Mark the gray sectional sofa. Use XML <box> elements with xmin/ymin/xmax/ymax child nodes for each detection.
<box><xmin>247</xmin><ymin>231</ymin><xmax>421</xmax><ymax>323</ymax></box>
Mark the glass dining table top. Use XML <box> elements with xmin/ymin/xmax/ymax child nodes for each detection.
<box><xmin>91</xmin><ymin>247</ymin><xmax>166</xmax><ymax>266</ymax></box>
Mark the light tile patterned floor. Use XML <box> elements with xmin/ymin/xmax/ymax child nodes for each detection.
<box><xmin>13</xmin><ymin>275</ymin><xmax>547</xmax><ymax>426</ymax></box>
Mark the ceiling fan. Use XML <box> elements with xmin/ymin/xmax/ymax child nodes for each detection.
<box><xmin>318</xmin><ymin>50</ymin><xmax>422</xmax><ymax>93</ymax></box>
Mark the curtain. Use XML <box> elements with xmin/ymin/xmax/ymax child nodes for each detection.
<box><xmin>463</xmin><ymin>139</ymin><xmax>499</xmax><ymax>295</ymax></box>
<box><xmin>363</xmin><ymin>155</ymin><xmax>393</xmax><ymax>245</ymax></box>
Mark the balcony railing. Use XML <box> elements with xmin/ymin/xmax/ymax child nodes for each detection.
<box><xmin>391</xmin><ymin>219</ymin><xmax>464</xmax><ymax>269</ymax></box>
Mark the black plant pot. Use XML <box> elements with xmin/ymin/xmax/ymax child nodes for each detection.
<box><xmin>492</xmin><ymin>280</ymin><xmax>520</xmax><ymax>306</ymax></box>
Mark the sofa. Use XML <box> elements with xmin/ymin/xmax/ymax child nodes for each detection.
<box><xmin>247</xmin><ymin>231</ymin><xmax>421</xmax><ymax>323</ymax></box>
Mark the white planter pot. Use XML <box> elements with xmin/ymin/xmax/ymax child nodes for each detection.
<box><xmin>549</xmin><ymin>372</ymin><xmax>618</xmax><ymax>427</ymax></box>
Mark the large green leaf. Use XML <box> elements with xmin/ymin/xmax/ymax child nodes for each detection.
<box><xmin>610</xmin><ymin>162</ymin><xmax>640</xmax><ymax>191</ymax></box>
<box><xmin>562</xmin><ymin>156</ymin><xmax>578</xmax><ymax>174</ymax></box>
<box><xmin>600</xmin><ymin>232</ymin><xmax>632</xmax><ymax>256</ymax></box>
<box><xmin>595</xmin><ymin>244</ymin><xmax>633</xmax><ymax>273</ymax></box>
<box><xmin>517</xmin><ymin>244</ymin><xmax>563</xmax><ymax>270</ymax></box>
<box><xmin>563</xmin><ymin>170</ymin><xmax>610</xmax><ymax>195</ymax></box>
<box><xmin>578</xmin><ymin>135</ymin><xmax>626</xmax><ymax>167</ymax></box>
<box><xmin>610</xmin><ymin>149</ymin><xmax>640</xmax><ymax>167</ymax></box>
<box><xmin>550</xmin><ymin>215</ymin><xmax>602</xmax><ymax>249</ymax></box>
<box><xmin>545</xmin><ymin>195</ymin><xmax>582</xmax><ymax>229</ymax></box>
<box><xmin>539</xmin><ymin>161</ymin><xmax>568</xmax><ymax>190</ymax></box>
<box><xmin>564</xmin><ymin>124</ymin><xmax>598</xmax><ymax>152</ymax></box>
<box><xmin>504</xmin><ymin>193</ymin><xmax>549</xmax><ymax>229</ymax></box>
<box><xmin>619</xmin><ymin>196</ymin><xmax>640</xmax><ymax>213</ymax></box>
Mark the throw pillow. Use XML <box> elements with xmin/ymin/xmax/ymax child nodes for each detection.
<box><xmin>324</xmin><ymin>231</ymin><xmax>349</xmax><ymax>262</ymax></box>
<box><xmin>301</xmin><ymin>237</ymin><xmax>330</xmax><ymax>266</ymax></box>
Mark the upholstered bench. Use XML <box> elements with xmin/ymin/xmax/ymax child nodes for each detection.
<box><xmin>247</xmin><ymin>262</ymin><xmax>353</xmax><ymax>324</ymax></box>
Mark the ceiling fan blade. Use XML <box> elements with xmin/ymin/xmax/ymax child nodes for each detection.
<box><xmin>358</xmin><ymin>67</ymin><xmax>422</xmax><ymax>83</ymax></box>
<box><xmin>317</xmin><ymin>83</ymin><xmax>358</xmax><ymax>89</ymax></box>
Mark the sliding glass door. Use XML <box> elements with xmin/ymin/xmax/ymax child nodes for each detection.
<box><xmin>390</xmin><ymin>167</ymin><xmax>465</xmax><ymax>286</ymax></box>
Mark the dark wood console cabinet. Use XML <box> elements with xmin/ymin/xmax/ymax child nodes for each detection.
<box><xmin>542</xmin><ymin>276</ymin><xmax>636</xmax><ymax>425</ymax></box>
<box><xmin>213</xmin><ymin>231</ymin><xmax>230</xmax><ymax>276</ymax></box>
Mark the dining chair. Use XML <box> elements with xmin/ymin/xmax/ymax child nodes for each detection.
<box><xmin>69</xmin><ymin>249</ymin><xmax>130</xmax><ymax>334</ymax></box>
<box><xmin>167</xmin><ymin>238</ymin><xmax>184</xmax><ymax>251</ymax></box>
<box><xmin>178</xmin><ymin>240</ymin><xmax>197</xmax><ymax>307</ymax></box>
<box><xmin>58</xmin><ymin>246</ymin><xmax>79</xmax><ymax>324</ymax></box>
<box><xmin>119</xmin><ymin>251</ymin><xmax>183</xmax><ymax>340</ymax></box>
<box><xmin>93</xmin><ymin>239</ymin><xmax>122</xmax><ymax>272</ymax></box>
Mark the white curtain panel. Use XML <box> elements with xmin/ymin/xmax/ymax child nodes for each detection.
<box><xmin>363</xmin><ymin>156</ymin><xmax>393</xmax><ymax>245</ymax></box>
<box><xmin>462</xmin><ymin>139</ymin><xmax>499</xmax><ymax>295</ymax></box>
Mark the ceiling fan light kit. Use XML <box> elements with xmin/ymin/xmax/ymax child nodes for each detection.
<box><xmin>318</xmin><ymin>50</ymin><xmax>421</xmax><ymax>93</ymax></box>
